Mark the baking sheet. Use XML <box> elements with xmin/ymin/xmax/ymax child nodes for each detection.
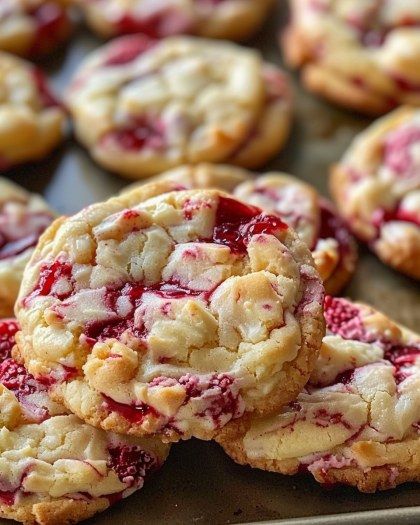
<box><xmin>2</xmin><ymin>2</ymin><xmax>420</xmax><ymax>524</ymax></box>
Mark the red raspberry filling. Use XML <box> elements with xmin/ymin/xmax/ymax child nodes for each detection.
<box><xmin>107</xmin><ymin>445</ymin><xmax>158</xmax><ymax>488</ymax></box>
<box><xmin>103</xmin><ymin>34</ymin><xmax>157</xmax><ymax>66</ymax></box>
<box><xmin>313</xmin><ymin>408</ymin><xmax>352</xmax><ymax>430</ymax></box>
<box><xmin>384</xmin><ymin>343</ymin><xmax>420</xmax><ymax>384</ymax></box>
<box><xmin>103</xmin><ymin>373</ymin><xmax>242</xmax><ymax>431</ymax></box>
<box><xmin>29</xmin><ymin>3</ymin><xmax>71</xmax><ymax>57</ymax></box>
<box><xmin>115</xmin><ymin>8</ymin><xmax>193</xmax><ymax>38</ymax></box>
<box><xmin>324</xmin><ymin>296</ymin><xmax>374</xmax><ymax>343</ymax></box>
<box><xmin>212</xmin><ymin>196</ymin><xmax>287</xmax><ymax>255</ymax></box>
<box><xmin>319</xmin><ymin>200</ymin><xmax>354</xmax><ymax>257</ymax></box>
<box><xmin>383</xmin><ymin>125</ymin><xmax>420</xmax><ymax>177</ymax></box>
<box><xmin>101</xmin><ymin>117</ymin><xmax>166</xmax><ymax>152</ymax></box>
<box><xmin>24</xmin><ymin>259</ymin><xmax>73</xmax><ymax>306</ymax></box>
<box><xmin>0</xmin><ymin>320</ymin><xmax>19</xmax><ymax>361</ymax></box>
<box><xmin>31</xmin><ymin>69</ymin><xmax>61</xmax><ymax>109</ymax></box>
<box><xmin>371</xmin><ymin>205</ymin><xmax>420</xmax><ymax>232</ymax></box>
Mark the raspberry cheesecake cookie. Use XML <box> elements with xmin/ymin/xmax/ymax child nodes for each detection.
<box><xmin>66</xmin><ymin>35</ymin><xmax>292</xmax><ymax>179</ymax></box>
<box><xmin>0</xmin><ymin>53</ymin><xmax>66</xmax><ymax>170</ymax></box>
<box><xmin>15</xmin><ymin>183</ymin><xmax>324</xmax><ymax>442</ymax></box>
<box><xmin>0</xmin><ymin>0</ymin><xmax>72</xmax><ymax>58</ymax></box>
<box><xmin>131</xmin><ymin>165</ymin><xmax>357</xmax><ymax>294</ymax></box>
<box><xmin>218</xmin><ymin>296</ymin><xmax>420</xmax><ymax>493</ymax></box>
<box><xmin>0</xmin><ymin>178</ymin><xmax>55</xmax><ymax>317</ymax></box>
<box><xmin>234</xmin><ymin>173</ymin><xmax>358</xmax><ymax>295</ymax></box>
<box><xmin>331</xmin><ymin>106</ymin><xmax>420</xmax><ymax>279</ymax></box>
<box><xmin>78</xmin><ymin>0</ymin><xmax>274</xmax><ymax>42</ymax></box>
<box><xmin>0</xmin><ymin>319</ymin><xmax>169</xmax><ymax>525</ymax></box>
<box><xmin>283</xmin><ymin>0</ymin><xmax>420</xmax><ymax>115</ymax></box>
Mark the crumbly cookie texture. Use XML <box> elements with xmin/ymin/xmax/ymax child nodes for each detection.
<box><xmin>131</xmin><ymin>165</ymin><xmax>357</xmax><ymax>295</ymax></box>
<box><xmin>66</xmin><ymin>35</ymin><xmax>292</xmax><ymax>179</ymax></box>
<box><xmin>331</xmin><ymin>106</ymin><xmax>420</xmax><ymax>279</ymax></box>
<box><xmin>0</xmin><ymin>52</ymin><xmax>66</xmax><ymax>169</ymax></box>
<box><xmin>0</xmin><ymin>0</ymin><xmax>72</xmax><ymax>58</ymax></box>
<box><xmin>217</xmin><ymin>296</ymin><xmax>420</xmax><ymax>493</ymax></box>
<box><xmin>0</xmin><ymin>178</ymin><xmax>55</xmax><ymax>318</ymax></box>
<box><xmin>15</xmin><ymin>183</ymin><xmax>324</xmax><ymax>442</ymax></box>
<box><xmin>282</xmin><ymin>0</ymin><xmax>420</xmax><ymax>115</ymax></box>
<box><xmin>0</xmin><ymin>319</ymin><xmax>170</xmax><ymax>525</ymax></box>
<box><xmin>76</xmin><ymin>0</ymin><xmax>274</xmax><ymax>42</ymax></box>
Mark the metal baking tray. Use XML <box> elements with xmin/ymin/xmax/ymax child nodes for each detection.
<box><xmin>2</xmin><ymin>2</ymin><xmax>420</xmax><ymax>524</ymax></box>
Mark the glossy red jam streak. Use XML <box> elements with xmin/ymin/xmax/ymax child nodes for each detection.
<box><xmin>211</xmin><ymin>196</ymin><xmax>288</xmax><ymax>254</ymax></box>
<box><xmin>372</xmin><ymin>206</ymin><xmax>420</xmax><ymax>233</ymax></box>
<box><xmin>0</xmin><ymin>210</ymin><xmax>54</xmax><ymax>261</ymax></box>
<box><xmin>103</xmin><ymin>373</ymin><xmax>242</xmax><ymax>430</ymax></box>
<box><xmin>24</xmin><ymin>260</ymin><xmax>73</xmax><ymax>305</ymax></box>
<box><xmin>384</xmin><ymin>344</ymin><xmax>420</xmax><ymax>384</ymax></box>
<box><xmin>30</xmin><ymin>3</ymin><xmax>70</xmax><ymax>56</ymax></box>
<box><xmin>103</xmin><ymin>35</ymin><xmax>156</xmax><ymax>66</ymax></box>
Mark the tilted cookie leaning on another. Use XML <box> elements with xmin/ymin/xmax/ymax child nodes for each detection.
<box><xmin>0</xmin><ymin>319</ymin><xmax>170</xmax><ymax>525</ymax></box>
<box><xmin>217</xmin><ymin>296</ymin><xmax>420</xmax><ymax>493</ymax></box>
<box><xmin>15</xmin><ymin>181</ymin><xmax>325</xmax><ymax>443</ymax></box>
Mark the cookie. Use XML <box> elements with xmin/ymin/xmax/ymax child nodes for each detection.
<box><xmin>331</xmin><ymin>106</ymin><xmax>420</xmax><ymax>279</ymax></box>
<box><xmin>129</xmin><ymin>165</ymin><xmax>357</xmax><ymax>294</ymax></box>
<box><xmin>15</xmin><ymin>183</ymin><xmax>324</xmax><ymax>442</ymax></box>
<box><xmin>234</xmin><ymin>173</ymin><xmax>358</xmax><ymax>295</ymax></box>
<box><xmin>0</xmin><ymin>178</ymin><xmax>55</xmax><ymax>317</ymax></box>
<box><xmin>66</xmin><ymin>35</ymin><xmax>292</xmax><ymax>179</ymax></box>
<box><xmin>217</xmin><ymin>296</ymin><xmax>420</xmax><ymax>493</ymax></box>
<box><xmin>0</xmin><ymin>53</ymin><xmax>66</xmax><ymax>170</ymax></box>
<box><xmin>0</xmin><ymin>0</ymin><xmax>72</xmax><ymax>58</ymax></box>
<box><xmin>282</xmin><ymin>0</ymin><xmax>420</xmax><ymax>115</ymax></box>
<box><xmin>0</xmin><ymin>319</ymin><xmax>170</xmax><ymax>525</ymax></box>
<box><xmin>77</xmin><ymin>0</ymin><xmax>274</xmax><ymax>42</ymax></box>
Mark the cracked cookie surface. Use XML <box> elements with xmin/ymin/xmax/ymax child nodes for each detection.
<box><xmin>131</xmin><ymin>165</ymin><xmax>357</xmax><ymax>294</ymax></box>
<box><xmin>76</xmin><ymin>0</ymin><xmax>274</xmax><ymax>42</ymax></box>
<box><xmin>217</xmin><ymin>296</ymin><xmax>420</xmax><ymax>493</ymax></box>
<box><xmin>0</xmin><ymin>319</ymin><xmax>170</xmax><ymax>525</ymax></box>
<box><xmin>331</xmin><ymin>106</ymin><xmax>420</xmax><ymax>279</ymax></box>
<box><xmin>282</xmin><ymin>0</ymin><xmax>420</xmax><ymax>114</ymax></box>
<box><xmin>66</xmin><ymin>35</ymin><xmax>292</xmax><ymax>179</ymax></box>
<box><xmin>0</xmin><ymin>178</ymin><xmax>55</xmax><ymax>317</ymax></box>
<box><xmin>16</xmin><ymin>183</ymin><xmax>324</xmax><ymax>442</ymax></box>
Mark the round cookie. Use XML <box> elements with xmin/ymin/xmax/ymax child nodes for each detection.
<box><xmin>77</xmin><ymin>0</ymin><xmax>274</xmax><ymax>42</ymax></box>
<box><xmin>0</xmin><ymin>52</ymin><xmax>66</xmax><ymax>169</ymax></box>
<box><xmin>0</xmin><ymin>0</ymin><xmax>72</xmax><ymax>58</ymax></box>
<box><xmin>0</xmin><ymin>319</ymin><xmax>170</xmax><ymax>525</ymax></box>
<box><xmin>15</xmin><ymin>182</ymin><xmax>325</xmax><ymax>442</ymax></box>
<box><xmin>331</xmin><ymin>106</ymin><xmax>420</xmax><ymax>279</ymax></box>
<box><xmin>129</xmin><ymin>165</ymin><xmax>357</xmax><ymax>294</ymax></box>
<box><xmin>282</xmin><ymin>0</ymin><xmax>420</xmax><ymax>115</ymax></box>
<box><xmin>66</xmin><ymin>35</ymin><xmax>292</xmax><ymax>180</ymax></box>
<box><xmin>217</xmin><ymin>296</ymin><xmax>420</xmax><ymax>493</ymax></box>
<box><xmin>0</xmin><ymin>178</ymin><xmax>55</xmax><ymax>317</ymax></box>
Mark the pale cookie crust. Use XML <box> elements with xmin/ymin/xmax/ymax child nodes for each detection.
<box><xmin>0</xmin><ymin>0</ymin><xmax>72</xmax><ymax>58</ymax></box>
<box><xmin>0</xmin><ymin>178</ymin><xmax>55</xmax><ymax>318</ymax></box>
<box><xmin>0</xmin><ymin>52</ymin><xmax>66</xmax><ymax>169</ymax></box>
<box><xmin>331</xmin><ymin>106</ymin><xmax>420</xmax><ymax>279</ymax></box>
<box><xmin>77</xmin><ymin>0</ymin><xmax>274</xmax><ymax>42</ymax></box>
<box><xmin>0</xmin><ymin>318</ymin><xmax>170</xmax><ymax>525</ymax></box>
<box><xmin>217</xmin><ymin>296</ymin><xmax>420</xmax><ymax>493</ymax></box>
<box><xmin>129</xmin><ymin>165</ymin><xmax>357</xmax><ymax>294</ymax></box>
<box><xmin>66</xmin><ymin>35</ymin><xmax>292</xmax><ymax>180</ymax></box>
<box><xmin>282</xmin><ymin>0</ymin><xmax>420</xmax><ymax>115</ymax></box>
<box><xmin>16</xmin><ymin>183</ymin><xmax>324</xmax><ymax>442</ymax></box>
